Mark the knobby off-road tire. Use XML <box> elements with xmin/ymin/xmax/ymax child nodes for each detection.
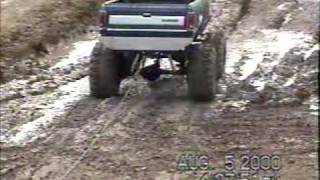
<box><xmin>212</xmin><ymin>29</ymin><xmax>227</xmax><ymax>79</ymax></box>
<box><xmin>186</xmin><ymin>33</ymin><xmax>218</xmax><ymax>101</ymax></box>
<box><xmin>89</xmin><ymin>43</ymin><xmax>121</xmax><ymax>98</ymax></box>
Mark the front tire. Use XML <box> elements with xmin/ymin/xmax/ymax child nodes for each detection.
<box><xmin>186</xmin><ymin>34</ymin><xmax>218</xmax><ymax>101</ymax></box>
<box><xmin>89</xmin><ymin>43</ymin><xmax>121</xmax><ymax>98</ymax></box>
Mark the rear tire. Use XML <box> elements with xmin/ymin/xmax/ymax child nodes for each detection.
<box><xmin>186</xmin><ymin>34</ymin><xmax>218</xmax><ymax>101</ymax></box>
<box><xmin>89</xmin><ymin>43</ymin><xmax>121</xmax><ymax>98</ymax></box>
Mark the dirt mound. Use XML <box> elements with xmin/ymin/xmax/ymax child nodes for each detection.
<box><xmin>0</xmin><ymin>0</ymin><xmax>104</xmax><ymax>83</ymax></box>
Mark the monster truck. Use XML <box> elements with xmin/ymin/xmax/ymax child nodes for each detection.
<box><xmin>90</xmin><ymin>0</ymin><xmax>226</xmax><ymax>101</ymax></box>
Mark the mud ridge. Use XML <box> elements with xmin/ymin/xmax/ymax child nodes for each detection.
<box><xmin>230</xmin><ymin>0</ymin><xmax>252</xmax><ymax>31</ymax></box>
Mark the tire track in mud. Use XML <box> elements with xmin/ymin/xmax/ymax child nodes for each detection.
<box><xmin>0</xmin><ymin>37</ymin><xmax>98</xmax><ymax>144</ymax></box>
<box><xmin>0</xmin><ymin>96</ymin><xmax>124</xmax><ymax>178</ymax></box>
<box><xmin>63</xmin><ymin>96</ymin><xmax>317</xmax><ymax>180</ymax></box>
<box><xmin>52</xmin><ymin>78</ymin><xmax>192</xmax><ymax>179</ymax></box>
<box><xmin>74</xmin><ymin>98</ymin><xmax>194</xmax><ymax>179</ymax></box>
<box><xmin>222</xmin><ymin>0</ymin><xmax>319</xmax><ymax>111</ymax></box>
<box><xmin>1</xmin><ymin>96</ymin><xmax>168</xmax><ymax>179</ymax></box>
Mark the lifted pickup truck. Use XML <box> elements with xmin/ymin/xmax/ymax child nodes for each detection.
<box><xmin>90</xmin><ymin>0</ymin><xmax>226</xmax><ymax>101</ymax></box>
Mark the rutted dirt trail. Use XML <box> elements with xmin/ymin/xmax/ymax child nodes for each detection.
<box><xmin>0</xmin><ymin>0</ymin><xmax>319</xmax><ymax>179</ymax></box>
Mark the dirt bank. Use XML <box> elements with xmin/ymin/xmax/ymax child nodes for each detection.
<box><xmin>0</xmin><ymin>0</ymin><xmax>104</xmax><ymax>82</ymax></box>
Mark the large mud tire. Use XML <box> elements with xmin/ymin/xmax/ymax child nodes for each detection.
<box><xmin>212</xmin><ymin>29</ymin><xmax>227</xmax><ymax>79</ymax></box>
<box><xmin>186</xmin><ymin>34</ymin><xmax>218</xmax><ymax>101</ymax></box>
<box><xmin>89</xmin><ymin>43</ymin><xmax>121</xmax><ymax>98</ymax></box>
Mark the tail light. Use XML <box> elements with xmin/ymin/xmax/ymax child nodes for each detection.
<box><xmin>98</xmin><ymin>10</ymin><xmax>108</xmax><ymax>28</ymax></box>
<box><xmin>185</xmin><ymin>12</ymin><xmax>199</xmax><ymax>30</ymax></box>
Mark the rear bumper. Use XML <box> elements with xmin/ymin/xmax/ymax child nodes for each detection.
<box><xmin>100</xmin><ymin>29</ymin><xmax>193</xmax><ymax>37</ymax></box>
<box><xmin>99</xmin><ymin>30</ymin><xmax>194</xmax><ymax>51</ymax></box>
<box><xmin>100</xmin><ymin>36</ymin><xmax>193</xmax><ymax>51</ymax></box>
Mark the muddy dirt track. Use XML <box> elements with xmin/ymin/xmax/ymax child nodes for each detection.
<box><xmin>0</xmin><ymin>0</ymin><xmax>319</xmax><ymax>179</ymax></box>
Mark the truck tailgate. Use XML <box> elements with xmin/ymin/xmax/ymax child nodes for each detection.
<box><xmin>104</xmin><ymin>3</ymin><xmax>189</xmax><ymax>30</ymax></box>
<box><xmin>100</xmin><ymin>3</ymin><xmax>195</xmax><ymax>51</ymax></box>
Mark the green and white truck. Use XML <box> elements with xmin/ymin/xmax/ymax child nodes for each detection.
<box><xmin>90</xmin><ymin>0</ymin><xmax>226</xmax><ymax>101</ymax></box>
